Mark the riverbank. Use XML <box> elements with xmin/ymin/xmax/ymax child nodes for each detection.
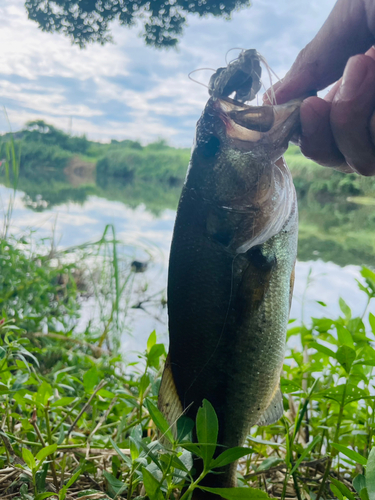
<box><xmin>2</xmin><ymin>121</ymin><xmax>375</xmax><ymax>266</ymax></box>
<box><xmin>2</xmin><ymin>120</ymin><xmax>375</xmax><ymax>202</ymax></box>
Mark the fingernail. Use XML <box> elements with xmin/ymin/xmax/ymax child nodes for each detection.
<box><xmin>336</xmin><ymin>56</ymin><xmax>368</xmax><ymax>101</ymax></box>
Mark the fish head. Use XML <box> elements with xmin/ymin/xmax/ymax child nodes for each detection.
<box><xmin>188</xmin><ymin>97</ymin><xmax>301</xmax><ymax>205</ymax></box>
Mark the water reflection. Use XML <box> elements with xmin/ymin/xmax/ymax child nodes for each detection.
<box><xmin>5</xmin><ymin>165</ymin><xmax>375</xmax><ymax>266</ymax></box>
<box><xmin>1</xmin><ymin>178</ymin><xmax>374</xmax><ymax>354</ymax></box>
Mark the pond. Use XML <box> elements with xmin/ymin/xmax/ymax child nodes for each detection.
<box><xmin>2</xmin><ymin>166</ymin><xmax>374</xmax><ymax>357</ymax></box>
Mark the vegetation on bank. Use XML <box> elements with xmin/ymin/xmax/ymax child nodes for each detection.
<box><xmin>1</xmin><ymin>120</ymin><xmax>374</xmax><ymax>200</ymax></box>
<box><xmin>0</xmin><ymin>121</ymin><xmax>190</xmax><ymax>186</ymax></box>
<box><xmin>2</xmin><ymin>120</ymin><xmax>375</xmax><ymax>266</ymax></box>
<box><xmin>1</xmin><ymin>231</ymin><xmax>375</xmax><ymax>499</ymax></box>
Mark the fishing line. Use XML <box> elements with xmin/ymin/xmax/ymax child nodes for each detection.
<box><xmin>159</xmin><ymin>401</ymin><xmax>194</xmax><ymax>443</ymax></box>
<box><xmin>188</xmin><ymin>68</ymin><xmax>216</xmax><ymax>89</ymax></box>
<box><xmin>258</xmin><ymin>55</ymin><xmax>280</xmax><ymax>106</ymax></box>
<box><xmin>225</xmin><ymin>47</ymin><xmax>246</xmax><ymax>65</ymax></box>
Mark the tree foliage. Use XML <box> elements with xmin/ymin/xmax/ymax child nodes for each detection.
<box><xmin>25</xmin><ymin>0</ymin><xmax>251</xmax><ymax>48</ymax></box>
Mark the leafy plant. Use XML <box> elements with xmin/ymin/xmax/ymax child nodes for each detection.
<box><xmin>1</xmin><ymin>222</ymin><xmax>375</xmax><ymax>498</ymax></box>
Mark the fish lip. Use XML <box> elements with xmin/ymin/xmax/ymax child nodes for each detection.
<box><xmin>214</xmin><ymin>98</ymin><xmax>302</xmax><ymax>146</ymax></box>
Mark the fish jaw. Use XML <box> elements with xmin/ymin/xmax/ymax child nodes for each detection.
<box><xmin>215</xmin><ymin>97</ymin><xmax>301</xmax><ymax>161</ymax></box>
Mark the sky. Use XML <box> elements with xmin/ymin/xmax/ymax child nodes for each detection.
<box><xmin>1</xmin><ymin>0</ymin><xmax>337</xmax><ymax>147</ymax></box>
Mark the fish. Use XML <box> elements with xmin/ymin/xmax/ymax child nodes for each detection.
<box><xmin>158</xmin><ymin>51</ymin><xmax>301</xmax><ymax>498</ymax></box>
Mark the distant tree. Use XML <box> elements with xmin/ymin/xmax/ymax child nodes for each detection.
<box><xmin>23</xmin><ymin>120</ymin><xmax>90</xmax><ymax>154</ymax></box>
<box><xmin>25</xmin><ymin>0</ymin><xmax>250</xmax><ymax>49</ymax></box>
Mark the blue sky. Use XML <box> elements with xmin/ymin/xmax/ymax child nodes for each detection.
<box><xmin>1</xmin><ymin>0</ymin><xmax>336</xmax><ymax>146</ymax></box>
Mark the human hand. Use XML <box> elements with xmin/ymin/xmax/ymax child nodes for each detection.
<box><xmin>269</xmin><ymin>0</ymin><xmax>375</xmax><ymax>175</ymax></box>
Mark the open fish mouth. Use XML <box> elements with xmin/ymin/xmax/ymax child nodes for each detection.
<box><xmin>214</xmin><ymin>97</ymin><xmax>302</xmax><ymax>147</ymax></box>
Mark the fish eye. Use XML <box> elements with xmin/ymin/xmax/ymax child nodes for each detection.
<box><xmin>201</xmin><ymin>135</ymin><xmax>221</xmax><ymax>158</ymax></box>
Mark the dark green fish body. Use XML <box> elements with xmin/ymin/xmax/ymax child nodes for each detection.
<box><xmin>158</xmin><ymin>95</ymin><xmax>300</xmax><ymax>495</ymax></box>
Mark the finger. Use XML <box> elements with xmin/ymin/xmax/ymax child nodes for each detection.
<box><xmin>331</xmin><ymin>54</ymin><xmax>375</xmax><ymax>175</ymax></box>
<box><xmin>297</xmin><ymin>96</ymin><xmax>346</xmax><ymax>167</ymax></box>
<box><xmin>274</xmin><ymin>0</ymin><xmax>375</xmax><ymax>104</ymax></box>
<box><xmin>324</xmin><ymin>79</ymin><xmax>341</xmax><ymax>102</ymax></box>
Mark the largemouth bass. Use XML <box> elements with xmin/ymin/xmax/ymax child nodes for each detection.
<box><xmin>158</xmin><ymin>53</ymin><xmax>300</xmax><ymax>497</ymax></box>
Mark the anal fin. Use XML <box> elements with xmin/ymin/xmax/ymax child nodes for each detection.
<box><xmin>256</xmin><ymin>387</ymin><xmax>284</xmax><ymax>426</ymax></box>
<box><xmin>158</xmin><ymin>354</ymin><xmax>184</xmax><ymax>438</ymax></box>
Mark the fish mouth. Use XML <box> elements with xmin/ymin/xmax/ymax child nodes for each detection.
<box><xmin>215</xmin><ymin>97</ymin><xmax>301</xmax><ymax>148</ymax></box>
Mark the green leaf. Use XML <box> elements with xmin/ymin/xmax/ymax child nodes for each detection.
<box><xmin>331</xmin><ymin>443</ymin><xmax>367</xmax><ymax>466</ymax></box>
<box><xmin>255</xmin><ymin>457</ymin><xmax>283</xmax><ymax>473</ymax></box>
<box><xmin>168</xmin><ymin>454</ymin><xmax>190</xmax><ymax>473</ymax></box>
<box><xmin>366</xmin><ymin>447</ymin><xmax>375</xmax><ymax>500</ymax></box>
<box><xmin>361</xmin><ymin>267</ymin><xmax>375</xmax><ymax>293</ymax></box>
<box><xmin>280</xmin><ymin>379</ymin><xmax>301</xmax><ymax>393</ymax></box>
<box><xmin>142</xmin><ymin>467</ymin><xmax>163</xmax><ymax>500</ymax></box>
<box><xmin>103</xmin><ymin>470</ymin><xmax>127</xmax><ymax>497</ymax></box>
<box><xmin>176</xmin><ymin>415</ymin><xmax>194</xmax><ymax>443</ymax></box>
<box><xmin>336</xmin><ymin>324</ymin><xmax>354</xmax><ymax>348</ymax></box>
<box><xmin>65</xmin><ymin>467</ymin><xmax>82</xmax><ymax>489</ymax></box>
<box><xmin>315</xmin><ymin>384</ymin><xmax>368</xmax><ymax>406</ymax></box>
<box><xmin>35</xmin><ymin>494</ymin><xmax>56</xmax><ymax>500</ymax></box>
<box><xmin>51</xmin><ymin>397</ymin><xmax>76</xmax><ymax>407</ymax></box>
<box><xmin>36</xmin><ymin>462</ymin><xmax>48</xmax><ymax>492</ymax></box>
<box><xmin>139</xmin><ymin>440</ymin><xmax>162</xmax><ymax>470</ymax></box>
<box><xmin>36</xmin><ymin>444</ymin><xmax>57</xmax><ymax>463</ymax></box>
<box><xmin>130</xmin><ymin>437</ymin><xmax>140</xmax><ymax>461</ymax></box>
<box><xmin>22</xmin><ymin>447</ymin><xmax>36</xmax><ymax>470</ymax></box>
<box><xmin>353</xmin><ymin>475</ymin><xmax>366</xmax><ymax>494</ymax></box>
<box><xmin>330</xmin><ymin>484</ymin><xmax>343</xmax><ymax>500</ymax></box>
<box><xmin>19</xmin><ymin>483</ymin><xmax>29</xmax><ymax>500</ymax></box>
<box><xmin>196</xmin><ymin>399</ymin><xmax>218</xmax><ymax>467</ymax></box>
<box><xmin>83</xmin><ymin>367</ymin><xmax>99</xmax><ymax>393</ymax></box>
<box><xmin>97</xmin><ymin>388</ymin><xmax>115</xmax><ymax>398</ymax></box>
<box><xmin>36</xmin><ymin>381</ymin><xmax>53</xmax><ymax>407</ymax></box>
<box><xmin>139</xmin><ymin>373</ymin><xmax>150</xmax><ymax>398</ymax></box>
<box><xmin>310</xmin><ymin>342</ymin><xmax>336</xmax><ymax>359</ymax></box>
<box><xmin>289</xmin><ymin>436</ymin><xmax>321</xmax><ymax>476</ymax></box>
<box><xmin>369</xmin><ymin>313</ymin><xmax>375</xmax><ymax>335</ymax></box>
<box><xmin>147</xmin><ymin>330</ymin><xmax>157</xmax><ymax>353</ymax></box>
<box><xmin>247</xmin><ymin>436</ymin><xmax>282</xmax><ymax>447</ymax></box>
<box><xmin>145</xmin><ymin>399</ymin><xmax>174</xmax><ymax>445</ymax></box>
<box><xmin>336</xmin><ymin>345</ymin><xmax>356</xmax><ymax>373</ymax></box>
<box><xmin>109</xmin><ymin>437</ymin><xmax>131</xmax><ymax>465</ymax></box>
<box><xmin>147</xmin><ymin>344</ymin><xmax>165</xmax><ymax>369</ymax></box>
<box><xmin>181</xmin><ymin>442</ymin><xmax>205</xmax><ymax>458</ymax></box>
<box><xmin>212</xmin><ymin>447</ymin><xmax>252</xmax><ymax>469</ymax></box>
<box><xmin>360</xmin><ymin>488</ymin><xmax>370</xmax><ymax>500</ymax></box>
<box><xmin>356</xmin><ymin>279</ymin><xmax>372</xmax><ymax>297</ymax></box>
<box><xmin>339</xmin><ymin>297</ymin><xmax>351</xmax><ymax>320</ymax></box>
<box><xmin>200</xmin><ymin>486</ymin><xmax>270</xmax><ymax>499</ymax></box>
<box><xmin>330</xmin><ymin>477</ymin><xmax>356</xmax><ymax>500</ymax></box>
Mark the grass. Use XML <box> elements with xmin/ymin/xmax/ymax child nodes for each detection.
<box><xmin>0</xmin><ymin>231</ymin><xmax>375</xmax><ymax>500</ymax></box>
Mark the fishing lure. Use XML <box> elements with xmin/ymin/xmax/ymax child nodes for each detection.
<box><xmin>208</xmin><ymin>49</ymin><xmax>262</xmax><ymax>103</ymax></box>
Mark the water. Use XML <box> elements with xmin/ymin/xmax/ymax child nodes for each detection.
<box><xmin>1</xmin><ymin>183</ymin><xmax>373</xmax><ymax>356</ymax></box>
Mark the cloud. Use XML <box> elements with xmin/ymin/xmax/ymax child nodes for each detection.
<box><xmin>0</xmin><ymin>0</ymin><xmax>336</xmax><ymax>146</ymax></box>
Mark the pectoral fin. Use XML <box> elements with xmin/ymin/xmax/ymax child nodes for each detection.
<box><xmin>256</xmin><ymin>387</ymin><xmax>284</xmax><ymax>426</ymax></box>
<box><xmin>158</xmin><ymin>354</ymin><xmax>184</xmax><ymax>436</ymax></box>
